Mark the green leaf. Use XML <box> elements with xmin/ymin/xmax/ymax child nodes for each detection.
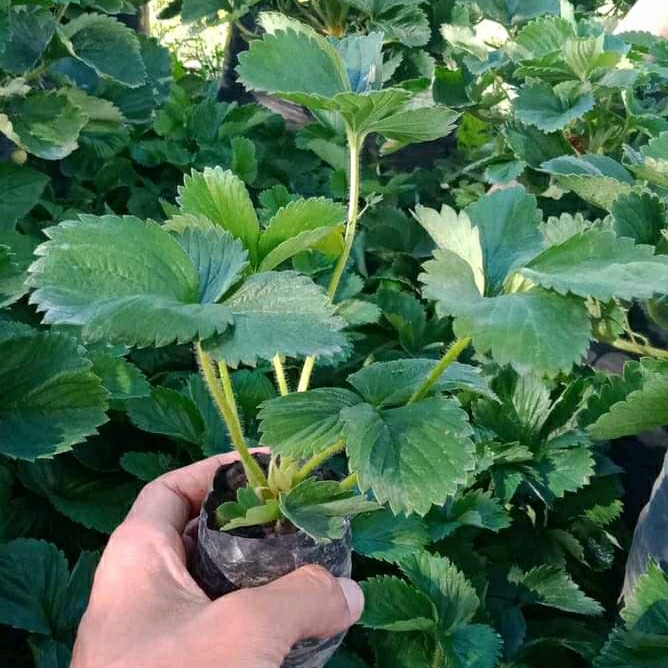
<box><xmin>538</xmin><ymin>435</ymin><xmax>595</xmax><ymax>499</ymax></box>
<box><xmin>342</xmin><ymin>397</ymin><xmax>475</xmax><ymax>515</ymax></box>
<box><xmin>279</xmin><ymin>478</ymin><xmax>379</xmax><ymax>542</ymax></box>
<box><xmin>258</xmin><ymin>197</ymin><xmax>345</xmax><ymax>271</ymax></box>
<box><xmin>505</xmin><ymin>121</ymin><xmax>574</xmax><ymax>168</ymax></box>
<box><xmin>177</xmin><ymin>168</ymin><xmax>260</xmax><ymax>265</ymax></box>
<box><xmin>0</xmin><ymin>539</ymin><xmax>68</xmax><ymax>635</ymax></box>
<box><xmin>29</xmin><ymin>215</ymin><xmax>233</xmax><ymax>347</ymax></box>
<box><xmin>0</xmin><ymin>7</ymin><xmax>55</xmax><ymax>74</ymax></box>
<box><xmin>444</xmin><ymin>624</ymin><xmax>502</xmax><ymax>668</ymax></box>
<box><xmin>331</xmin><ymin>89</ymin><xmax>413</xmax><ymax>135</ymax></box>
<box><xmin>371</xmin><ymin>630</ymin><xmax>435</xmax><ymax>668</ymax></box>
<box><xmin>521</xmin><ymin>230</ymin><xmax>668</xmax><ymax>301</ymax></box>
<box><xmin>128</xmin><ymin>386</ymin><xmax>205</xmax><ymax>445</ymax></box>
<box><xmin>120</xmin><ymin>451</ymin><xmax>182</xmax><ymax>482</ymax></box>
<box><xmin>88</xmin><ymin>352</ymin><xmax>150</xmax><ymax>401</ymax></box>
<box><xmin>513</xmin><ymin>16</ymin><xmax>575</xmax><ymax>59</ymax></box>
<box><xmin>0</xmin><ymin>327</ymin><xmax>108</xmax><ymax>460</ymax></box>
<box><xmin>376</xmin><ymin>289</ymin><xmax>426</xmax><ymax>351</ymax></box>
<box><xmin>258</xmin><ymin>388</ymin><xmax>361</xmax><ymax>458</ymax></box>
<box><xmin>514</xmin><ymin>81</ymin><xmax>594</xmax><ymax>132</ymax></box>
<box><xmin>360</xmin><ymin>575</ymin><xmax>437</xmax><ymax>631</ymax></box>
<box><xmin>427</xmin><ymin>489</ymin><xmax>511</xmax><ymax>541</ymax></box>
<box><xmin>401</xmin><ymin>551</ymin><xmax>480</xmax><ymax>633</ymax></box>
<box><xmin>0</xmin><ymin>231</ymin><xmax>37</xmax><ymax>307</ymax></box>
<box><xmin>185</xmin><ymin>374</ymin><xmax>230</xmax><ymax>454</ymax></box>
<box><xmin>218</xmin><ymin>498</ymin><xmax>281</xmax><ymax>532</ymax></box>
<box><xmin>541</xmin><ymin>154</ymin><xmax>634</xmax><ymax>210</ymax></box>
<box><xmin>332</xmin><ymin>32</ymin><xmax>384</xmax><ymax>93</ymax></box>
<box><xmin>29</xmin><ymin>637</ymin><xmax>72</xmax><ymax>668</ymax></box>
<box><xmin>0</xmin><ymin>163</ymin><xmax>48</xmax><ymax>232</ymax></box>
<box><xmin>622</xmin><ymin>562</ymin><xmax>668</xmax><ymax>627</ymax></box>
<box><xmin>588</xmin><ymin>360</ymin><xmax>668</xmax><ymax>440</ymax></box>
<box><xmin>0</xmin><ymin>90</ymin><xmax>88</xmax><ymax>160</ymax></box>
<box><xmin>204</xmin><ymin>271</ymin><xmax>348</xmax><ymax>367</ymax></box>
<box><xmin>624</xmin><ymin>132</ymin><xmax>668</xmax><ymax>188</ymax></box>
<box><xmin>60</xmin><ymin>13</ymin><xmax>146</xmax><ymax>87</ymax></box>
<box><xmin>347</xmin><ymin>359</ymin><xmax>497</xmax><ymax>408</ymax></box>
<box><xmin>231</xmin><ymin>136</ymin><xmax>257</xmax><ymax>184</ymax></box>
<box><xmin>18</xmin><ymin>458</ymin><xmax>140</xmax><ymax>534</ymax></box>
<box><xmin>367</xmin><ymin>106</ymin><xmax>460</xmax><ymax>144</ymax></box>
<box><xmin>352</xmin><ymin>508</ymin><xmax>429</xmax><ymax>562</ymax></box>
<box><xmin>236</xmin><ymin>19</ymin><xmax>350</xmax><ymax>108</ymax></box>
<box><xmin>172</xmin><ymin>224</ymin><xmax>249</xmax><ymax>303</ymax></box>
<box><xmin>474</xmin><ymin>0</ymin><xmax>560</xmax><ymax>25</ymax></box>
<box><xmin>611</xmin><ymin>190</ymin><xmax>667</xmax><ymax>246</ymax></box>
<box><xmin>509</xmin><ymin>565</ymin><xmax>604</xmax><ymax>615</ymax></box>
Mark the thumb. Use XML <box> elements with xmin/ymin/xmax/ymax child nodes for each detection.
<box><xmin>212</xmin><ymin>565</ymin><xmax>364</xmax><ymax>660</ymax></box>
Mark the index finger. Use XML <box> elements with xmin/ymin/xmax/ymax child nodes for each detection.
<box><xmin>127</xmin><ymin>450</ymin><xmax>269</xmax><ymax>537</ymax></box>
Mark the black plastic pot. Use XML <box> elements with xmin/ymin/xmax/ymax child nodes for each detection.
<box><xmin>191</xmin><ymin>457</ymin><xmax>352</xmax><ymax>668</ymax></box>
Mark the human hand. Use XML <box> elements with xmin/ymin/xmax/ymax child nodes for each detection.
<box><xmin>615</xmin><ymin>0</ymin><xmax>668</xmax><ymax>37</ymax></box>
<box><xmin>71</xmin><ymin>453</ymin><xmax>364</xmax><ymax>668</ymax></box>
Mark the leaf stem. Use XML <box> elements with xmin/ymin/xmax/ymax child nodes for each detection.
<box><xmin>196</xmin><ymin>343</ymin><xmax>268</xmax><ymax>488</ymax></box>
<box><xmin>295</xmin><ymin>439</ymin><xmax>346</xmax><ymax>482</ymax></box>
<box><xmin>297</xmin><ymin>130</ymin><xmax>363</xmax><ymax>392</ymax></box>
<box><xmin>339</xmin><ymin>472</ymin><xmax>358</xmax><ymax>491</ymax></box>
<box><xmin>408</xmin><ymin>337</ymin><xmax>472</xmax><ymax>404</ymax></box>
<box><xmin>611</xmin><ymin>338</ymin><xmax>668</xmax><ymax>360</ymax></box>
<box><xmin>431</xmin><ymin>642</ymin><xmax>444</xmax><ymax>668</ymax></box>
<box><xmin>272</xmin><ymin>354</ymin><xmax>290</xmax><ymax>396</ymax></box>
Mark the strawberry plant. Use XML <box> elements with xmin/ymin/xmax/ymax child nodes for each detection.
<box><xmin>1</xmin><ymin>2</ymin><xmax>668</xmax><ymax>668</ymax></box>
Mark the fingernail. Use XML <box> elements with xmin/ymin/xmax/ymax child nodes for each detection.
<box><xmin>337</xmin><ymin>578</ymin><xmax>364</xmax><ymax>621</ymax></box>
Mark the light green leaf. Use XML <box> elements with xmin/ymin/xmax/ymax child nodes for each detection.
<box><xmin>0</xmin><ymin>162</ymin><xmax>48</xmax><ymax>232</ymax></box>
<box><xmin>342</xmin><ymin>397</ymin><xmax>475</xmax><ymax>515</ymax></box>
<box><xmin>367</xmin><ymin>106</ymin><xmax>460</xmax><ymax>144</ymax></box>
<box><xmin>172</xmin><ymin>224</ymin><xmax>249</xmax><ymax>303</ymax></box>
<box><xmin>88</xmin><ymin>352</ymin><xmax>150</xmax><ymax>401</ymax></box>
<box><xmin>444</xmin><ymin>624</ymin><xmax>502</xmax><ymax>668</ymax></box>
<box><xmin>0</xmin><ymin>90</ymin><xmax>87</xmax><ymax>160</ymax></box>
<box><xmin>521</xmin><ymin>229</ymin><xmax>668</xmax><ymax>301</ymax></box>
<box><xmin>0</xmin><ymin>539</ymin><xmax>68</xmax><ymax>635</ymax></box>
<box><xmin>29</xmin><ymin>215</ymin><xmax>233</xmax><ymax>347</ymax></box>
<box><xmin>177</xmin><ymin>168</ymin><xmax>260</xmax><ymax>265</ymax></box>
<box><xmin>204</xmin><ymin>272</ymin><xmax>348</xmax><ymax>367</ymax></box>
<box><xmin>258</xmin><ymin>197</ymin><xmax>345</xmax><ymax>271</ymax></box>
<box><xmin>371</xmin><ymin>631</ymin><xmax>435</xmax><ymax>668</ymax></box>
<box><xmin>624</xmin><ymin>132</ymin><xmax>668</xmax><ymax>188</ymax></box>
<box><xmin>513</xmin><ymin>16</ymin><xmax>575</xmax><ymax>59</ymax></box>
<box><xmin>18</xmin><ymin>459</ymin><xmax>140</xmax><ymax>533</ymax></box>
<box><xmin>236</xmin><ymin>20</ymin><xmax>350</xmax><ymax>108</ymax></box>
<box><xmin>352</xmin><ymin>509</ymin><xmax>429</xmax><ymax>562</ymax></box>
<box><xmin>622</xmin><ymin>562</ymin><xmax>668</xmax><ymax>627</ymax></box>
<box><xmin>128</xmin><ymin>386</ymin><xmax>205</xmax><ymax>445</ymax></box>
<box><xmin>60</xmin><ymin>13</ymin><xmax>146</xmax><ymax>87</ymax></box>
<box><xmin>360</xmin><ymin>575</ymin><xmax>437</xmax><ymax>631</ymax></box>
<box><xmin>563</xmin><ymin>34</ymin><xmax>619</xmax><ymax>81</ymax></box>
<box><xmin>332</xmin><ymin>32</ymin><xmax>384</xmax><ymax>93</ymax></box>
<box><xmin>514</xmin><ymin>81</ymin><xmax>594</xmax><ymax>132</ymax></box>
<box><xmin>120</xmin><ymin>451</ymin><xmax>182</xmax><ymax>482</ymax></box>
<box><xmin>279</xmin><ymin>478</ymin><xmax>378</xmax><ymax>542</ymax></box>
<box><xmin>0</xmin><ymin>327</ymin><xmax>108</xmax><ymax>460</ymax></box>
<box><xmin>231</xmin><ymin>136</ymin><xmax>257</xmax><ymax>184</ymax></box>
<box><xmin>218</xmin><ymin>498</ymin><xmax>281</xmax><ymax>532</ymax></box>
<box><xmin>611</xmin><ymin>190</ymin><xmax>667</xmax><ymax>246</ymax></box>
<box><xmin>258</xmin><ymin>388</ymin><xmax>361</xmax><ymax>458</ymax></box>
<box><xmin>588</xmin><ymin>360</ymin><xmax>668</xmax><ymax>440</ymax></box>
<box><xmin>509</xmin><ymin>564</ymin><xmax>604</xmax><ymax>615</ymax></box>
<box><xmin>401</xmin><ymin>551</ymin><xmax>479</xmax><ymax>633</ymax></box>
<box><xmin>541</xmin><ymin>154</ymin><xmax>634</xmax><ymax>210</ymax></box>
<box><xmin>331</xmin><ymin>89</ymin><xmax>413</xmax><ymax>135</ymax></box>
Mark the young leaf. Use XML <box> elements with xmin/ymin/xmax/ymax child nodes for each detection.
<box><xmin>621</xmin><ymin>561</ymin><xmax>668</xmax><ymax>627</ymax></box>
<box><xmin>0</xmin><ymin>327</ymin><xmax>108</xmax><ymax>460</ymax></box>
<box><xmin>360</xmin><ymin>576</ymin><xmax>437</xmax><ymax>631</ymax></box>
<box><xmin>352</xmin><ymin>509</ymin><xmax>429</xmax><ymax>562</ymax></box>
<box><xmin>258</xmin><ymin>388</ymin><xmax>361</xmax><ymax>458</ymax></box>
<box><xmin>176</xmin><ymin>168</ymin><xmax>260</xmax><ymax>265</ymax></box>
<box><xmin>203</xmin><ymin>272</ymin><xmax>348</xmax><ymax>367</ymax></box>
<box><xmin>219</xmin><ymin>499</ymin><xmax>281</xmax><ymax>532</ymax></box>
<box><xmin>28</xmin><ymin>215</ymin><xmax>233</xmax><ymax>347</ymax></box>
<box><xmin>342</xmin><ymin>397</ymin><xmax>475</xmax><ymax>515</ymax></box>
<box><xmin>59</xmin><ymin>13</ymin><xmax>146</xmax><ymax>87</ymax></box>
<box><xmin>509</xmin><ymin>565</ymin><xmax>604</xmax><ymax>615</ymax></box>
<box><xmin>0</xmin><ymin>162</ymin><xmax>49</xmax><ymax>231</ymax></box>
<box><xmin>401</xmin><ymin>551</ymin><xmax>480</xmax><ymax>634</ymax></box>
<box><xmin>520</xmin><ymin>230</ymin><xmax>668</xmax><ymax>301</ymax></box>
<box><xmin>624</xmin><ymin>131</ymin><xmax>668</xmax><ymax>188</ymax></box>
<box><xmin>366</xmin><ymin>106</ymin><xmax>460</xmax><ymax>144</ymax></box>
<box><xmin>279</xmin><ymin>479</ymin><xmax>379</xmax><ymax>542</ymax></box>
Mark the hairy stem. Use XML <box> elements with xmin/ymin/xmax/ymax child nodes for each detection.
<box><xmin>295</xmin><ymin>439</ymin><xmax>346</xmax><ymax>482</ymax></box>
<box><xmin>612</xmin><ymin>338</ymin><xmax>668</xmax><ymax>360</ymax></box>
<box><xmin>339</xmin><ymin>472</ymin><xmax>358</xmax><ymax>491</ymax></box>
<box><xmin>298</xmin><ymin>131</ymin><xmax>363</xmax><ymax>392</ymax></box>
<box><xmin>408</xmin><ymin>337</ymin><xmax>472</xmax><ymax>404</ymax></box>
<box><xmin>431</xmin><ymin>642</ymin><xmax>444</xmax><ymax>668</ymax></box>
<box><xmin>272</xmin><ymin>355</ymin><xmax>290</xmax><ymax>396</ymax></box>
<box><xmin>196</xmin><ymin>343</ymin><xmax>268</xmax><ymax>488</ymax></box>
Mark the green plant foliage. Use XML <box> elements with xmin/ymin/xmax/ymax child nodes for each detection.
<box><xmin>3</xmin><ymin>2</ymin><xmax>668</xmax><ymax>666</ymax></box>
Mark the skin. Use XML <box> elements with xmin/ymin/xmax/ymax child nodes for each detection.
<box><xmin>71</xmin><ymin>452</ymin><xmax>364</xmax><ymax>668</ymax></box>
<box><xmin>614</xmin><ymin>0</ymin><xmax>668</xmax><ymax>37</ymax></box>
